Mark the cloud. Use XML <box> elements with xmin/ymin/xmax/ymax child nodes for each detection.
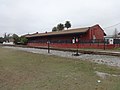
<box><xmin>0</xmin><ymin>0</ymin><xmax>120</xmax><ymax>36</ymax></box>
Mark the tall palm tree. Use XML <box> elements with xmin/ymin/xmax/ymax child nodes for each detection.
<box><xmin>52</xmin><ymin>27</ymin><xmax>57</xmax><ymax>32</ymax></box>
<box><xmin>65</xmin><ymin>21</ymin><xmax>71</xmax><ymax>29</ymax></box>
<box><xmin>57</xmin><ymin>23</ymin><xmax>64</xmax><ymax>31</ymax></box>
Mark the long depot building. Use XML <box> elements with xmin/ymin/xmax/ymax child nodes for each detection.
<box><xmin>25</xmin><ymin>24</ymin><xmax>108</xmax><ymax>49</ymax></box>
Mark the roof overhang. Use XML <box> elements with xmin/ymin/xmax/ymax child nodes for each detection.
<box><xmin>26</xmin><ymin>28</ymin><xmax>89</xmax><ymax>38</ymax></box>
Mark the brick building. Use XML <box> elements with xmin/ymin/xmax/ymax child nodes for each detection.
<box><xmin>25</xmin><ymin>24</ymin><xmax>107</xmax><ymax>49</ymax></box>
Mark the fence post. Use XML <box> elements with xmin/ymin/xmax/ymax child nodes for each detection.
<box><xmin>73</xmin><ymin>37</ymin><xmax>80</xmax><ymax>56</ymax></box>
<box><xmin>47</xmin><ymin>41</ymin><xmax>50</xmax><ymax>53</ymax></box>
<box><xmin>76</xmin><ymin>38</ymin><xmax>79</xmax><ymax>55</ymax></box>
<box><xmin>98</xmin><ymin>39</ymin><xmax>99</xmax><ymax>47</ymax></box>
<box><xmin>104</xmin><ymin>39</ymin><xmax>105</xmax><ymax>50</ymax></box>
<box><xmin>90</xmin><ymin>39</ymin><xmax>91</xmax><ymax>46</ymax></box>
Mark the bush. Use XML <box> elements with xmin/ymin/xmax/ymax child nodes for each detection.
<box><xmin>20</xmin><ymin>36</ymin><xmax>28</xmax><ymax>45</ymax></box>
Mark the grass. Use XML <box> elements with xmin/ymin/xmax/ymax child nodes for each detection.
<box><xmin>114</xmin><ymin>47</ymin><xmax>120</xmax><ymax>51</ymax></box>
<box><xmin>0</xmin><ymin>47</ymin><xmax>120</xmax><ymax>90</ymax></box>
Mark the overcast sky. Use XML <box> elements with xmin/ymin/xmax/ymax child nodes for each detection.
<box><xmin>0</xmin><ymin>0</ymin><xmax>120</xmax><ymax>36</ymax></box>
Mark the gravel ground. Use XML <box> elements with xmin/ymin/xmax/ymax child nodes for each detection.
<box><xmin>95</xmin><ymin>71</ymin><xmax>120</xmax><ymax>79</ymax></box>
<box><xmin>3</xmin><ymin>46</ymin><xmax>120</xmax><ymax>67</ymax></box>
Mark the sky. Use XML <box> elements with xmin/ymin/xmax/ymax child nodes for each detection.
<box><xmin>0</xmin><ymin>0</ymin><xmax>120</xmax><ymax>37</ymax></box>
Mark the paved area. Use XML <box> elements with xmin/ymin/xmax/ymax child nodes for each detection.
<box><xmin>3</xmin><ymin>46</ymin><xmax>120</xmax><ymax>67</ymax></box>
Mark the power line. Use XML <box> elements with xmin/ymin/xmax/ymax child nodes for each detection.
<box><xmin>103</xmin><ymin>22</ymin><xmax>120</xmax><ymax>29</ymax></box>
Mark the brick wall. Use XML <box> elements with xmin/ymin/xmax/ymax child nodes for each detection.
<box><xmin>27</xmin><ymin>43</ymin><xmax>119</xmax><ymax>49</ymax></box>
<box><xmin>77</xmin><ymin>25</ymin><xmax>105</xmax><ymax>40</ymax></box>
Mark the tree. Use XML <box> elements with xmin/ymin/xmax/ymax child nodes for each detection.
<box><xmin>52</xmin><ymin>27</ymin><xmax>57</xmax><ymax>32</ymax></box>
<box><xmin>0</xmin><ymin>37</ymin><xmax>4</xmax><ymax>43</ymax></box>
<box><xmin>12</xmin><ymin>34</ymin><xmax>28</xmax><ymax>45</ymax></box>
<box><xmin>12</xmin><ymin>34</ymin><xmax>20</xmax><ymax>44</ymax></box>
<box><xmin>113</xmin><ymin>28</ymin><xmax>118</xmax><ymax>39</ymax></box>
<box><xmin>57</xmin><ymin>23</ymin><xmax>64</xmax><ymax>31</ymax></box>
<box><xmin>118</xmin><ymin>32</ymin><xmax>120</xmax><ymax>35</ymax></box>
<box><xmin>4</xmin><ymin>33</ymin><xmax>11</xmax><ymax>42</ymax></box>
<box><xmin>20</xmin><ymin>36</ymin><xmax>28</xmax><ymax>45</ymax></box>
<box><xmin>65</xmin><ymin>21</ymin><xmax>71</xmax><ymax>29</ymax></box>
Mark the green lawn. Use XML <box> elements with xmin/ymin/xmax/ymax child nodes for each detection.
<box><xmin>0</xmin><ymin>47</ymin><xmax>120</xmax><ymax>90</ymax></box>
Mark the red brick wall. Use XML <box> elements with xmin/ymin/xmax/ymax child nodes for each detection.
<box><xmin>27</xmin><ymin>43</ymin><xmax>118</xmax><ymax>49</ymax></box>
<box><xmin>88</xmin><ymin>25</ymin><xmax>105</xmax><ymax>40</ymax></box>
<box><xmin>72</xmin><ymin>25</ymin><xmax>105</xmax><ymax>40</ymax></box>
